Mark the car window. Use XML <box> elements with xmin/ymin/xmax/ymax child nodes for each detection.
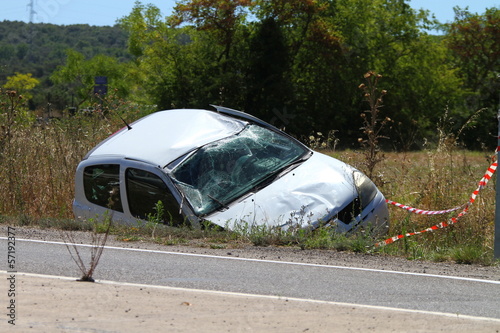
<box><xmin>83</xmin><ymin>164</ymin><xmax>123</xmax><ymax>212</ymax></box>
<box><xmin>125</xmin><ymin>168</ymin><xmax>182</xmax><ymax>225</ymax></box>
<box><xmin>170</xmin><ymin>124</ymin><xmax>309</xmax><ymax>216</ymax></box>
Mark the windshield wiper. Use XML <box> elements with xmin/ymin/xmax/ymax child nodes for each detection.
<box><xmin>252</xmin><ymin>151</ymin><xmax>313</xmax><ymax>191</ymax></box>
<box><xmin>287</xmin><ymin>151</ymin><xmax>313</xmax><ymax>168</ymax></box>
<box><xmin>207</xmin><ymin>194</ymin><xmax>229</xmax><ymax>210</ymax></box>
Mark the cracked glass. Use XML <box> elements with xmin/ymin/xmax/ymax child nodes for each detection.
<box><xmin>169</xmin><ymin>124</ymin><xmax>309</xmax><ymax>216</ymax></box>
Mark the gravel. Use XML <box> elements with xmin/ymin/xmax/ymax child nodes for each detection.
<box><xmin>6</xmin><ymin>225</ymin><xmax>500</xmax><ymax>281</ymax></box>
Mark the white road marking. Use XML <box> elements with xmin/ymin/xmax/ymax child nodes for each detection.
<box><xmin>2</xmin><ymin>270</ymin><xmax>500</xmax><ymax>323</ymax></box>
<box><xmin>2</xmin><ymin>237</ymin><xmax>500</xmax><ymax>285</ymax></box>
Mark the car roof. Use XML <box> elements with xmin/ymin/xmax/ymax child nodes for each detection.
<box><xmin>85</xmin><ymin>109</ymin><xmax>247</xmax><ymax>167</ymax></box>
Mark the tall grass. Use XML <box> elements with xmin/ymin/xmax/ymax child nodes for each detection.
<box><xmin>331</xmin><ymin>144</ymin><xmax>495</xmax><ymax>263</ymax></box>
<box><xmin>0</xmin><ymin>88</ymin><xmax>497</xmax><ymax>264</ymax></box>
<box><xmin>0</xmin><ymin>89</ymin><xmax>141</xmax><ymax>219</ymax></box>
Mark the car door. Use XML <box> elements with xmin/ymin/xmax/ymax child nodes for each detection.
<box><xmin>121</xmin><ymin>160</ymin><xmax>192</xmax><ymax>226</ymax></box>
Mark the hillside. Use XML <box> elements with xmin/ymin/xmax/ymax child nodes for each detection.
<box><xmin>0</xmin><ymin>20</ymin><xmax>130</xmax><ymax>106</ymax></box>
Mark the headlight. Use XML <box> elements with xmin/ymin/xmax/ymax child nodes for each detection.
<box><xmin>353</xmin><ymin>171</ymin><xmax>378</xmax><ymax>210</ymax></box>
<box><xmin>335</xmin><ymin>171</ymin><xmax>378</xmax><ymax>225</ymax></box>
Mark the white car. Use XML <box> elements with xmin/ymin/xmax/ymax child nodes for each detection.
<box><xmin>73</xmin><ymin>106</ymin><xmax>389</xmax><ymax>233</ymax></box>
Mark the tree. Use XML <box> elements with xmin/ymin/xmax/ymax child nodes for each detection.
<box><xmin>170</xmin><ymin>0</ymin><xmax>252</xmax><ymax>62</ymax></box>
<box><xmin>329</xmin><ymin>0</ymin><xmax>464</xmax><ymax>148</ymax></box>
<box><xmin>248</xmin><ymin>0</ymin><xmax>347</xmax><ymax>134</ymax></box>
<box><xmin>444</xmin><ymin>7</ymin><xmax>500</xmax><ymax>149</ymax></box>
<box><xmin>245</xmin><ymin>17</ymin><xmax>291</xmax><ymax>123</ymax></box>
<box><xmin>119</xmin><ymin>2</ymin><xmax>210</xmax><ymax>108</ymax></box>
<box><xmin>3</xmin><ymin>72</ymin><xmax>40</xmax><ymax>100</ymax></box>
<box><xmin>252</xmin><ymin>0</ymin><xmax>327</xmax><ymax>61</ymax></box>
<box><xmin>120</xmin><ymin>1</ymin><xmax>257</xmax><ymax>110</ymax></box>
<box><xmin>114</xmin><ymin>0</ymin><xmax>473</xmax><ymax>149</ymax></box>
<box><xmin>50</xmin><ymin>50</ymin><xmax>131</xmax><ymax>108</ymax></box>
<box><xmin>168</xmin><ymin>0</ymin><xmax>254</xmax><ymax>107</ymax></box>
<box><xmin>446</xmin><ymin>7</ymin><xmax>500</xmax><ymax>105</ymax></box>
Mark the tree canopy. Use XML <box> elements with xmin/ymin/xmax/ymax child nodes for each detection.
<box><xmin>0</xmin><ymin>1</ymin><xmax>499</xmax><ymax>150</ymax></box>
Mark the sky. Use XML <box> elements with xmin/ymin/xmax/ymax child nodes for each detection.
<box><xmin>0</xmin><ymin>0</ymin><xmax>498</xmax><ymax>27</ymax></box>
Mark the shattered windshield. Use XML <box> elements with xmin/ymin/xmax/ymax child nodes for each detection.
<box><xmin>169</xmin><ymin>124</ymin><xmax>309</xmax><ymax>216</ymax></box>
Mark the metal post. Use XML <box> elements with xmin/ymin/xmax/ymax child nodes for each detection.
<box><xmin>495</xmin><ymin>95</ymin><xmax>500</xmax><ymax>259</ymax></box>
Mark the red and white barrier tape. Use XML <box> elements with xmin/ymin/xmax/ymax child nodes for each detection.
<box><xmin>375</xmin><ymin>161</ymin><xmax>498</xmax><ymax>247</ymax></box>
<box><xmin>385</xmin><ymin>200</ymin><xmax>464</xmax><ymax>215</ymax></box>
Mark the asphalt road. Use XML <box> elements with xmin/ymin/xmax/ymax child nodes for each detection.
<box><xmin>3</xmin><ymin>237</ymin><xmax>500</xmax><ymax>320</ymax></box>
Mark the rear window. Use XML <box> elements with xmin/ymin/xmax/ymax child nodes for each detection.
<box><xmin>126</xmin><ymin>168</ymin><xmax>182</xmax><ymax>224</ymax></box>
<box><xmin>83</xmin><ymin>164</ymin><xmax>123</xmax><ymax>212</ymax></box>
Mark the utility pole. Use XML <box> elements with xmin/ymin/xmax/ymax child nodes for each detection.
<box><xmin>26</xmin><ymin>0</ymin><xmax>37</xmax><ymax>61</ymax></box>
<box><xmin>495</xmin><ymin>78</ymin><xmax>500</xmax><ymax>260</ymax></box>
<box><xmin>28</xmin><ymin>0</ymin><xmax>36</xmax><ymax>23</ymax></box>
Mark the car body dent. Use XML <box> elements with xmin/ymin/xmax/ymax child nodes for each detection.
<box><xmin>203</xmin><ymin>151</ymin><xmax>387</xmax><ymax>232</ymax></box>
<box><xmin>84</xmin><ymin>109</ymin><xmax>247</xmax><ymax>167</ymax></box>
<box><xmin>73</xmin><ymin>107</ymin><xmax>389</xmax><ymax>234</ymax></box>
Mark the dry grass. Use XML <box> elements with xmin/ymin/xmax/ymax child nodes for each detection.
<box><xmin>0</xmin><ymin>89</ymin><xmax>498</xmax><ymax>263</ymax></box>
<box><xmin>0</xmin><ymin>88</ymin><xmax>132</xmax><ymax>219</ymax></box>
<box><xmin>330</xmin><ymin>148</ymin><xmax>496</xmax><ymax>263</ymax></box>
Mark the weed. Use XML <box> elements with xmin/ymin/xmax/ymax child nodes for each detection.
<box><xmin>448</xmin><ymin>245</ymin><xmax>492</xmax><ymax>265</ymax></box>
<box><xmin>307</xmin><ymin>130</ymin><xmax>340</xmax><ymax>151</ymax></box>
<box><xmin>0</xmin><ymin>80</ymin><xmax>498</xmax><ymax>264</ymax></box>
<box><xmin>0</xmin><ymin>89</ymin><xmax>132</xmax><ymax>219</ymax></box>
<box><xmin>210</xmin><ymin>244</ymin><xmax>227</xmax><ymax>249</ymax></box>
<box><xmin>162</xmin><ymin>237</ymin><xmax>189</xmax><ymax>246</ymax></box>
<box><xmin>61</xmin><ymin>215</ymin><xmax>112</xmax><ymax>282</ymax></box>
<box><xmin>144</xmin><ymin>200</ymin><xmax>165</xmax><ymax>238</ymax></box>
<box><xmin>47</xmin><ymin>218</ymin><xmax>93</xmax><ymax>231</ymax></box>
<box><xmin>300</xmin><ymin>228</ymin><xmax>335</xmax><ymax>250</ymax></box>
<box><xmin>248</xmin><ymin>224</ymin><xmax>280</xmax><ymax>247</ymax></box>
<box><xmin>357</xmin><ymin>71</ymin><xmax>392</xmax><ymax>181</ymax></box>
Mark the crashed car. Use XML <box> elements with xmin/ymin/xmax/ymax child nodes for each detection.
<box><xmin>73</xmin><ymin>106</ymin><xmax>389</xmax><ymax>233</ymax></box>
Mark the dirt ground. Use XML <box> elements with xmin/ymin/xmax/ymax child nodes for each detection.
<box><xmin>2</xmin><ymin>272</ymin><xmax>500</xmax><ymax>333</ymax></box>
<box><xmin>2</xmin><ymin>226</ymin><xmax>500</xmax><ymax>332</ymax></box>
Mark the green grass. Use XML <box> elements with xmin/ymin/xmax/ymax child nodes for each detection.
<box><xmin>1</xmin><ymin>91</ymin><xmax>499</xmax><ymax>265</ymax></box>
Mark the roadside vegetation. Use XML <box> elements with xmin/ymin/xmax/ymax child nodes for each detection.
<box><xmin>0</xmin><ymin>85</ymin><xmax>497</xmax><ymax>265</ymax></box>
<box><xmin>1</xmin><ymin>3</ymin><xmax>499</xmax><ymax>149</ymax></box>
<box><xmin>1</xmin><ymin>2</ymin><xmax>499</xmax><ymax>266</ymax></box>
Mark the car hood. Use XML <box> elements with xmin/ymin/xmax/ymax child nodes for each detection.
<box><xmin>204</xmin><ymin>152</ymin><xmax>359</xmax><ymax>229</ymax></box>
